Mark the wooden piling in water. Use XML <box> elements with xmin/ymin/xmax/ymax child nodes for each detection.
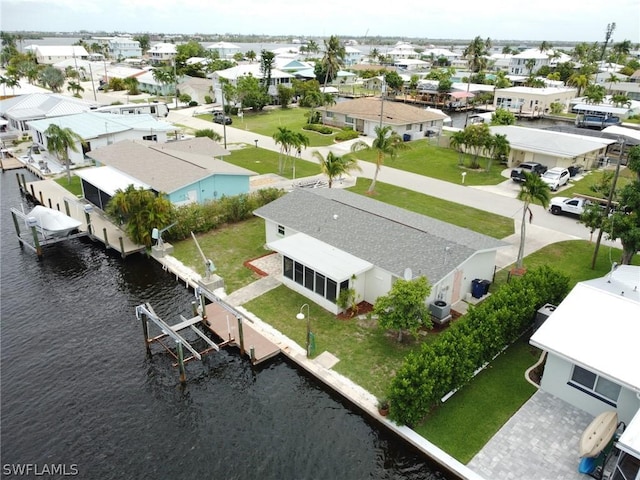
<box><xmin>177</xmin><ymin>341</ymin><xmax>186</xmax><ymax>384</ymax></box>
<box><xmin>237</xmin><ymin>317</ymin><xmax>245</xmax><ymax>355</ymax></box>
<box><xmin>140</xmin><ymin>311</ymin><xmax>151</xmax><ymax>356</ymax></box>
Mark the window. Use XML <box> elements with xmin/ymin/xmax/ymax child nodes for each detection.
<box><xmin>345</xmin><ymin>116</ymin><xmax>354</xmax><ymax>125</ymax></box>
<box><xmin>283</xmin><ymin>256</ymin><xmax>293</xmax><ymax>280</ymax></box>
<box><xmin>304</xmin><ymin>266</ymin><xmax>314</xmax><ymax>290</ymax></box>
<box><xmin>142</xmin><ymin>135</ymin><xmax>157</xmax><ymax>142</ymax></box>
<box><xmin>294</xmin><ymin>262</ymin><xmax>304</xmax><ymax>285</ymax></box>
<box><xmin>326</xmin><ymin>112</ymin><xmax>334</xmax><ymax>118</ymax></box>
<box><xmin>326</xmin><ymin>279</ymin><xmax>337</xmax><ymax>303</ymax></box>
<box><xmin>314</xmin><ymin>272</ymin><xmax>325</xmax><ymax>296</ymax></box>
<box><xmin>277</xmin><ymin>224</ymin><xmax>285</xmax><ymax>236</ymax></box>
<box><xmin>569</xmin><ymin>365</ymin><xmax>621</xmax><ymax>405</ymax></box>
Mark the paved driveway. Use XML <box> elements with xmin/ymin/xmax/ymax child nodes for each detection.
<box><xmin>468</xmin><ymin>390</ymin><xmax>595</xmax><ymax>480</ymax></box>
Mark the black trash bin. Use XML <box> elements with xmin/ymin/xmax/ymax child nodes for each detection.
<box><xmin>471</xmin><ymin>279</ymin><xmax>484</xmax><ymax>299</ymax></box>
<box><xmin>403</xmin><ymin>133</ymin><xmax>411</xmax><ymax>142</ymax></box>
<box><xmin>480</xmin><ymin>279</ymin><xmax>491</xmax><ymax>295</ymax></box>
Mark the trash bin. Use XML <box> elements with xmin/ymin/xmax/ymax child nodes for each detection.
<box><xmin>471</xmin><ymin>279</ymin><xmax>484</xmax><ymax>299</ymax></box>
<box><xmin>480</xmin><ymin>279</ymin><xmax>491</xmax><ymax>295</ymax></box>
<box><xmin>403</xmin><ymin>133</ymin><xmax>411</xmax><ymax>142</ymax></box>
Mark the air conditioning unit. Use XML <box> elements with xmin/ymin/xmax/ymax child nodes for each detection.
<box><xmin>429</xmin><ymin>300</ymin><xmax>451</xmax><ymax>320</ymax></box>
<box><xmin>534</xmin><ymin>303</ymin><xmax>557</xmax><ymax>331</ymax></box>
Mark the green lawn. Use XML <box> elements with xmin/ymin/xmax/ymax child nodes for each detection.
<box><xmin>197</xmin><ymin>107</ymin><xmax>340</xmax><ymax>147</ymax></box>
<box><xmin>225</xmin><ymin>146</ymin><xmax>322</xmax><ymax>179</ymax></box>
<box><xmin>416</xmin><ymin>337</ymin><xmax>539</xmax><ymax>463</ymax></box>
<box><xmin>351</xmin><ymin>138</ymin><xmax>508</xmax><ymax>186</ymax></box>
<box><xmin>493</xmin><ymin>239</ymin><xmax>640</xmax><ymax>290</ymax></box>
<box><xmin>54</xmin><ymin>174</ymin><xmax>82</xmax><ymax>197</ymax></box>
<box><xmin>170</xmin><ymin>217</ymin><xmax>267</xmax><ymax>293</ymax></box>
<box><xmin>554</xmin><ymin>166</ymin><xmax>635</xmax><ymax>200</ymax></box>
<box><xmin>348</xmin><ymin>178</ymin><xmax>514</xmax><ymax>239</ymax></box>
<box><xmin>244</xmin><ymin>285</ymin><xmax>427</xmax><ymax>397</ymax></box>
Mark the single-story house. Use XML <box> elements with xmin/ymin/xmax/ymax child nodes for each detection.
<box><xmin>494</xmin><ymin>86</ymin><xmax>577</xmax><ymax>115</ymax></box>
<box><xmin>26</xmin><ymin>112</ymin><xmax>178</xmax><ymax>165</ymax></box>
<box><xmin>321</xmin><ymin>96</ymin><xmax>449</xmax><ymax>138</ymax></box>
<box><xmin>489</xmin><ymin>125</ymin><xmax>616</xmax><ymax>170</ymax></box>
<box><xmin>177</xmin><ymin>76</ymin><xmax>213</xmax><ymax>105</ymax></box>
<box><xmin>530</xmin><ymin>264</ymin><xmax>640</xmax><ymax>432</ymax></box>
<box><xmin>253</xmin><ymin>188</ymin><xmax>506</xmax><ymax>314</ymax></box>
<box><xmin>34</xmin><ymin>45</ymin><xmax>89</xmax><ymax>65</ymax></box>
<box><xmin>85</xmin><ymin>138</ymin><xmax>256</xmax><ymax>207</ymax></box>
<box><xmin>212</xmin><ymin>64</ymin><xmax>293</xmax><ymax>106</ymax></box>
<box><xmin>0</xmin><ymin>93</ymin><xmax>99</xmax><ymax>132</ymax></box>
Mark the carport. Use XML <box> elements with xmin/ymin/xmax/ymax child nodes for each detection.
<box><xmin>75</xmin><ymin>165</ymin><xmax>151</xmax><ymax>211</ymax></box>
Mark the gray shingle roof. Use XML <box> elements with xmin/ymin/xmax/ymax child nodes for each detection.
<box><xmin>254</xmin><ymin>188</ymin><xmax>506</xmax><ymax>283</ymax></box>
<box><xmin>88</xmin><ymin>139</ymin><xmax>255</xmax><ymax>193</ymax></box>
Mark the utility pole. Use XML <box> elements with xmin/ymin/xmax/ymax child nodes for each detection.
<box><xmin>591</xmin><ymin>137</ymin><xmax>625</xmax><ymax>269</ymax></box>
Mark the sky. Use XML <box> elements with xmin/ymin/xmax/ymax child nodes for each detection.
<box><xmin>2</xmin><ymin>0</ymin><xmax>639</xmax><ymax>44</ymax></box>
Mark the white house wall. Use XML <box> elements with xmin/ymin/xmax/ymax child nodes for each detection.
<box><xmin>540</xmin><ymin>353</ymin><xmax>640</xmax><ymax>425</ymax></box>
<box><xmin>362</xmin><ymin>266</ymin><xmax>393</xmax><ymax>305</ymax></box>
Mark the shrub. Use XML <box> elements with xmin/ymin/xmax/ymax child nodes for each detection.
<box><xmin>388</xmin><ymin>266</ymin><xmax>569</xmax><ymax>426</ymax></box>
<box><xmin>303</xmin><ymin>124</ymin><xmax>334</xmax><ymax>135</ymax></box>
<box><xmin>188</xmin><ymin>100</ymin><xmax>198</xmax><ymax>107</ymax></box>
<box><xmin>204</xmin><ymin>95</ymin><xmax>213</xmax><ymax>104</ymax></box>
<box><xmin>165</xmin><ymin>188</ymin><xmax>286</xmax><ymax>241</ymax></box>
<box><xmin>335</xmin><ymin>129</ymin><xmax>359</xmax><ymax>141</ymax></box>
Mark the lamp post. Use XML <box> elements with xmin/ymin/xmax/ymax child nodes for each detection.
<box><xmin>296</xmin><ymin>303</ymin><xmax>311</xmax><ymax>357</ymax></box>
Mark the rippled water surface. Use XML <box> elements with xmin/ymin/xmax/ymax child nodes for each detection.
<box><xmin>1</xmin><ymin>171</ymin><xmax>451</xmax><ymax>479</ymax></box>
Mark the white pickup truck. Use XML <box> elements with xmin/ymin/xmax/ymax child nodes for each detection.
<box><xmin>549</xmin><ymin>196</ymin><xmax>609</xmax><ymax>216</ymax></box>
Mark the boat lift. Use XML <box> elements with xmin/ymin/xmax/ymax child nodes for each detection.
<box><xmin>9</xmin><ymin>206</ymin><xmax>90</xmax><ymax>258</ymax></box>
<box><xmin>135</xmin><ymin>301</ymin><xmax>222</xmax><ymax>383</ymax></box>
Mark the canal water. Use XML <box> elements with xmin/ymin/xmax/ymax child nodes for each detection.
<box><xmin>0</xmin><ymin>171</ymin><xmax>451</xmax><ymax>479</ymax></box>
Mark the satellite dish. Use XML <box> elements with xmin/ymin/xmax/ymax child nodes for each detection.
<box><xmin>403</xmin><ymin>268</ymin><xmax>412</xmax><ymax>280</ymax></box>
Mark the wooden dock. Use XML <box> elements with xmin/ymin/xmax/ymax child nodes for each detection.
<box><xmin>15</xmin><ymin>174</ymin><xmax>145</xmax><ymax>257</ymax></box>
<box><xmin>203</xmin><ymin>301</ymin><xmax>281</xmax><ymax>365</ymax></box>
<box><xmin>0</xmin><ymin>151</ymin><xmax>24</xmax><ymax>172</ymax></box>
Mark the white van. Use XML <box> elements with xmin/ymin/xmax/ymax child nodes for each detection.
<box><xmin>92</xmin><ymin>102</ymin><xmax>169</xmax><ymax>118</ymax></box>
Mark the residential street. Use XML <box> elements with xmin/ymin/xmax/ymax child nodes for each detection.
<box><xmin>165</xmin><ymin>106</ymin><xmax>621</xmax><ymax>268</ymax></box>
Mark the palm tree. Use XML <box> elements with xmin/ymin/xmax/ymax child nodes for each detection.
<box><xmin>369</xmin><ymin>48</ymin><xmax>380</xmax><ymax>64</ymax></box>
<box><xmin>272</xmin><ymin>126</ymin><xmax>296</xmax><ymax>174</ymax></box>
<box><xmin>66</xmin><ymin>80</ymin><xmax>84</xmax><ymax>97</ymax></box>
<box><xmin>584</xmin><ymin>83</ymin><xmax>606</xmax><ymax>105</ymax></box>
<box><xmin>246</xmin><ymin>50</ymin><xmax>256</xmax><ymax>63</ymax></box>
<box><xmin>525</xmin><ymin>58</ymin><xmax>537</xmax><ymax>77</ymax></box>
<box><xmin>539</xmin><ymin>41</ymin><xmax>553</xmax><ymax>53</ymax></box>
<box><xmin>306</xmin><ymin>40</ymin><xmax>320</xmax><ymax>57</ymax></box>
<box><xmin>487</xmin><ymin>133</ymin><xmax>510</xmax><ymax>171</ymax></box>
<box><xmin>463</xmin><ymin>36</ymin><xmax>491</xmax><ymax>125</ymax></box>
<box><xmin>449</xmin><ymin>130</ymin><xmax>467</xmax><ymax>166</ymax></box>
<box><xmin>44</xmin><ymin>124</ymin><xmax>86</xmax><ymax>182</ymax></box>
<box><xmin>291</xmin><ymin>131</ymin><xmax>310</xmax><ymax>179</ymax></box>
<box><xmin>313</xmin><ymin>151</ymin><xmax>362</xmax><ymax>188</ymax></box>
<box><xmin>606</xmin><ymin>73</ymin><xmax>620</xmax><ymax>94</ymax></box>
<box><xmin>321</xmin><ymin>35</ymin><xmax>345</xmax><ymax>92</ymax></box>
<box><xmin>350</xmin><ymin>125</ymin><xmax>409</xmax><ymax>194</ymax></box>
<box><xmin>568</xmin><ymin>73</ymin><xmax>590</xmax><ymax>96</ymax></box>
<box><xmin>515</xmin><ymin>173</ymin><xmax>551</xmax><ymax>270</ymax></box>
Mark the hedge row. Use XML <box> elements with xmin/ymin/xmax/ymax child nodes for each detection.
<box><xmin>302</xmin><ymin>124</ymin><xmax>334</xmax><ymax>135</ymax></box>
<box><xmin>388</xmin><ymin>266</ymin><xmax>570</xmax><ymax>426</ymax></box>
<box><xmin>164</xmin><ymin>188</ymin><xmax>284</xmax><ymax>241</ymax></box>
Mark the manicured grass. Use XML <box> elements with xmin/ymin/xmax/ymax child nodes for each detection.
<box><xmin>493</xmin><ymin>239</ymin><xmax>640</xmax><ymax>290</ymax></box>
<box><xmin>225</xmin><ymin>146</ymin><xmax>322</xmax><ymax>179</ymax></box>
<box><xmin>415</xmin><ymin>337</ymin><xmax>539</xmax><ymax>463</ymax></box>
<box><xmin>54</xmin><ymin>174</ymin><xmax>83</xmax><ymax>197</ymax></box>
<box><xmin>350</xmin><ymin>138</ymin><xmax>507</xmax><ymax>186</ymax></box>
<box><xmin>170</xmin><ymin>217</ymin><xmax>267</xmax><ymax>293</ymax></box>
<box><xmin>554</xmin><ymin>166</ymin><xmax>635</xmax><ymax>200</ymax></box>
<box><xmin>348</xmin><ymin>178</ymin><xmax>514</xmax><ymax>239</ymax></box>
<box><xmin>244</xmin><ymin>285</ymin><xmax>429</xmax><ymax>397</ymax></box>
<box><xmin>197</xmin><ymin>107</ymin><xmax>339</xmax><ymax>147</ymax></box>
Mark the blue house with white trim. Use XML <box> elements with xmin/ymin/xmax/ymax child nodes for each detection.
<box><xmin>86</xmin><ymin>138</ymin><xmax>257</xmax><ymax>207</ymax></box>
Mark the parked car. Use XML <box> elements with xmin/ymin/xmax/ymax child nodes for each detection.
<box><xmin>213</xmin><ymin>112</ymin><xmax>232</xmax><ymax>125</ymax></box>
<box><xmin>510</xmin><ymin>162</ymin><xmax>548</xmax><ymax>182</ymax></box>
<box><xmin>541</xmin><ymin>167</ymin><xmax>570</xmax><ymax>191</ymax></box>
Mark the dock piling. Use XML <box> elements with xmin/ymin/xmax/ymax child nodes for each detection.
<box><xmin>237</xmin><ymin>317</ymin><xmax>245</xmax><ymax>355</ymax></box>
<box><xmin>176</xmin><ymin>341</ymin><xmax>187</xmax><ymax>384</ymax></box>
<box><xmin>102</xmin><ymin>228</ymin><xmax>108</xmax><ymax>248</ymax></box>
<box><xmin>140</xmin><ymin>310</ymin><xmax>151</xmax><ymax>357</ymax></box>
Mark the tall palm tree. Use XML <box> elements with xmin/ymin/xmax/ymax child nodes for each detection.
<box><xmin>606</xmin><ymin>73</ymin><xmax>620</xmax><ymax>94</ymax></box>
<box><xmin>463</xmin><ymin>36</ymin><xmax>491</xmax><ymax>126</ymax></box>
<box><xmin>568</xmin><ymin>73</ymin><xmax>590</xmax><ymax>96</ymax></box>
<box><xmin>538</xmin><ymin>41</ymin><xmax>553</xmax><ymax>53</ymax></box>
<box><xmin>350</xmin><ymin>125</ymin><xmax>409</xmax><ymax>194</ymax></box>
<box><xmin>44</xmin><ymin>124</ymin><xmax>86</xmax><ymax>182</ymax></box>
<box><xmin>272</xmin><ymin>126</ymin><xmax>296</xmax><ymax>174</ymax></box>
<box><xmin>525</xmin><ymin>58</ymin><xmax>536</xmax><ymax>77</ymax></box>
<box><xmin>515</xmin><ymin>173</ymin><xmax>550</xmax><ymax>270</ymax></box>
<box><xmin>321</xmin><ymin>35</ymin><xmax>345</xmax><ymax>92</ymax></box>
<box><xmin>584</xmin><ymin>83</ymin><xmax>606</xmax><ymax>105</ymax></box>
<box><xmin>313</xmin><ymin>151</ymin><xmax>362</xmax><ymax>188</ymax></box>
<box><xmin>245</xmin><ymin>50</ymin><xmax>256</xmax><ymax>63</ymax></box>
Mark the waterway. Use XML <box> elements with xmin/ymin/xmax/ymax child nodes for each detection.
<box><xmin>0</xmin><ymin>170</ymin><xmax>451</xmax><ymax>479</ymax></box>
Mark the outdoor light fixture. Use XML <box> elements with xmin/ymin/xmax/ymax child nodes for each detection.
<box><xmin>296</xmin><ymin>303</ymin><xmax>311</xmax><ymax>357</ymax></box>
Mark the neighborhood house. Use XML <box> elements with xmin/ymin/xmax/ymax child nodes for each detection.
<box><xmin>253</xmin><ymin>188</ymin><xmax>505</xmax><ymax>315</ymax></box>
